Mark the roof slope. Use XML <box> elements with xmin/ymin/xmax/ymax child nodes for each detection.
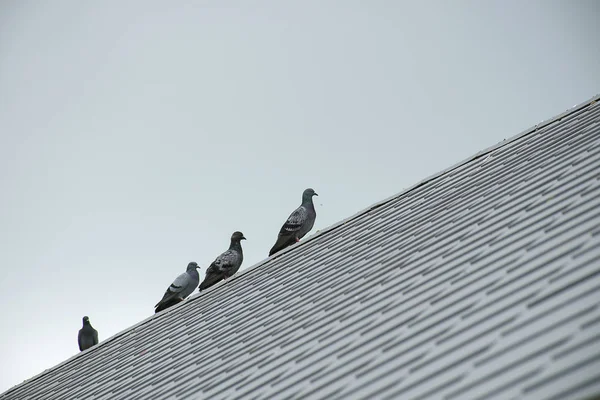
<box><xmin>3</xmin><ymin>96</ymin><xmax>600</xmax><ymax>400</ymax></box>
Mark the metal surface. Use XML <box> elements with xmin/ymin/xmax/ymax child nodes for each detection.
<box><xmin>3</xmin><ymin>97</ymin><xmax>600</xmax><ymax>400</ymax></box>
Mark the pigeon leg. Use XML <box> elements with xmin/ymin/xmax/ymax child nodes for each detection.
<box><xmin>295</xmin><ymin>237</ymin><xmax>300</xmax><ymax>243</ymax></box>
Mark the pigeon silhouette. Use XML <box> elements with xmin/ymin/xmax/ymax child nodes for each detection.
<box><xmin>269</xmin><ymin>188</ymin><xmax>318</xmax><ymax>256</ymax></box>
<box><xmin>199</xmin><ymin>231</ymin><xmax>246</xmax><ymax>291</ymax></box>
<box><xmin>155</xmin><ymin>262</ymin><xmax>200</xmax><ymax>313</ymax></box>
<box><xmin>78</xmin><ymin>316</ymin><xmax>99</xmax><ymax>351</ymax></box>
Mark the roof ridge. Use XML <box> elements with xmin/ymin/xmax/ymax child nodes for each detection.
<box><xmin>229</xmin><ymin>93</ymin><xmax>600</xmax><ymax>273</ymax></box>
<box><xmin>3</xmin><ymin>93</ymin><xmax>598</xmax><ymax>397</ymax></box>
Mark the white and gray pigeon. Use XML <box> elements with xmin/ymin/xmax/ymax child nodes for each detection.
<box><xmin>154</xmin><ymin>262</ymin><xmax>200</xmax><ymax>313</ymax></box>
<box><xmin>198</xmin><ymin>231</ymin><xmax>246</xmax><ymax>291</ymax></box>
<box><xmin>269</xmin><ymin>188</ymin><xmax>318</xmax><ymax>256</ymax></box>
<box><xmin>78</xmin><ymin>316</ymin><xmax>98</xmax><ymax>352</ymax></box>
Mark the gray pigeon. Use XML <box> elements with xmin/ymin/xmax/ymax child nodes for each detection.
<box><xmin>269</xmin><ymin>188</ymin><xmax>318</xmax><ymax>256</ymax></box>
<box><xmin>154</xmin><ymin>262</ymin><xmax>200</xmax><ymax>313</ymax></box>
<box><xmin>199</xmin><ymin>231</ymin><xmax>246</xmax><ymax>291</ymax></box>
<box><xmin>78</xmin><ymin>316</ymin><xmax>98</xmax><ymax>352</ymax></box>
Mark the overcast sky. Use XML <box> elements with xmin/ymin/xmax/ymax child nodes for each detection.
<box><xmin>0</xmin><ymin>0</ymin><xmax>598</xmax><ymax>393</ymax></box>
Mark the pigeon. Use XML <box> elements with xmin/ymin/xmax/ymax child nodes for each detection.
<box><xmin>78</xmin><ymin>316</ymin><xmax>99</xmax><ymax>352</ymax></box>
<box><xmin>199</xmin><ymin>231</ymin><xmax>246</xmax><ymax>291</ymax></box>
<box><xmin>154</xmin><ymin>262</ymin><xmax>200</xmax><ymax>313</ymax></box>
<box><xmin>269</xmin><ymin>188</ymin><xmax>318</xmax><ymax>256</ymax></box>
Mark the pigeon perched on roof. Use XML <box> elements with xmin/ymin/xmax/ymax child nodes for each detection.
<box><xmin>199</xmin><ymin>231</ymin><xmax>246</xmax><ymax>291</ymax></box>
<box><xmin>154</xmin><ymin>262</ymin><xmax>200</xmax><ymax>313</ymax></box>
<box><xmin>78</xmin><ymin>316</ymin><xmax>99</xmax><ymax>352</ymax></box>
<box><xmin>269</xmin><ymin>188</ymin><xmax>318</xmax><ymax>256</ymax></box>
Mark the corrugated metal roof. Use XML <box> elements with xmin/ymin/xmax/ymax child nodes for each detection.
<box><xmin>3</xmin><ymin>96</ymin><xmax>600</xmax><ymax>400</ymax></box>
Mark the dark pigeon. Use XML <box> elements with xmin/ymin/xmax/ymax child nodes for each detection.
<box><xmin>269</xmin><ymin>188</ymin><xmax>318</xmax><ymax>256</ymax></box>
<box><xmin>154</xmin><ymin>262</ymin><xmax>200</xmax><ymax>313</ymax></box>
<box><xmin>78</xmin><ymin>316</ymin><xmax>98</xmax><ymax>352</ymax></box>
<box><xmin>199</xmin><ymin>231</ymin><xmax>246</xmax><ymax>291</ymax></box>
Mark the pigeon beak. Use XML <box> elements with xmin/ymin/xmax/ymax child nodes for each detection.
<box><xmin>242</xmin><ymin>236</ymin><xmax>247</xmax><ymax>240</ymax></box>
<box><xmin>314</xmin><ymin>192</ymin><xmax>319</xmax><ymax>196</ymax></box>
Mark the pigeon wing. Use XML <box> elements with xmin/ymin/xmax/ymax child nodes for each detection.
<box><xmin>155</xmin><ymin>272</ymin><xmax>191</xmax><ymax>307</ymax></box>
<box><xmin>269</xmin><ymin>206</ymin><xmax>309</xmax><ymax>256</ymax></box>
<box><xmin>199</xmin><ymin>250</ymin><xmax>241</xmax><ymax>290</ymax></box>
<box><xmin>77</xmin><ymin>330</ymin><xmax>84</xmax><ymax>351</ymax></box>
<box><xmin>279</xmin><ymin>206</ymin><xmax>308</xmax><ymax>236</ymax></box>
<box><xmin>169</xmin><ymin>272</ymin><xmax>191</xmax><ymax>293</ymax></box>
<box><xmin>213</xmin><ymin>250</ymin><xmax>238</xmax><ymax>271</ymax></box>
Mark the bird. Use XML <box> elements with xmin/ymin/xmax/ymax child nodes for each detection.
<box><xmin>154</xmin><ymin>262</ymin><xmax>201</xmax><ymax>313</ymax></box>
<box><xmin>199</xmin><ymin>231</ymin><xmax>246</xmax><ymax>291</ymax></box>
<box><xmin>269</xmin><ymin>188</ymin><xmax>318</xmax><ymax>256</ymax></box>
<box><xmin>78</xmin><ymin>316</ymin><xmax>99</xmax><ymax>352</ymax></box>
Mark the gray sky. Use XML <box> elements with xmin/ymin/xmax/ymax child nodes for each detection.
<box><xmin>0</xmin><ymin>0</ymin><xmax>598</xmax><ymax>393</ymax></box>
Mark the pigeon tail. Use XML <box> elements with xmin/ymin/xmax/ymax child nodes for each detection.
<box><xmin>269</xmin><ymin>235</ymin><xmax>297</xmax><ymax>256</ymax></box>
<box><xmin>154</xmin><ymin>297</ymin><xmax>183</xmax><ymax>313</ymax></box>
<box><xmin>198</xmin><ymin>273</ymin><xmax>223</xmax><ymax>291</ymax></box>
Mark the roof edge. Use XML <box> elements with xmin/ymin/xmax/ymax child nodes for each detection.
<box><xmin>2</xmin><ymin>94</ymin><xmax>598</xmax><ymax>397</ymax></box>
<box><xmin>233</xmin><ymin>93</ymin><xmax>600</xmax><ymax>270</ymax></box>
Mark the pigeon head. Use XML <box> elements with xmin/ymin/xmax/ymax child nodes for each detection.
<box><xmin>302</xmin><ymin>188</ymin><xmax>318</xmax><ymax>201</ymax></box>
<box><xmin>82</xmin><ymin>316</ymin><xmax>90</xmax><ymax>325</ymax></box>
<box><xmin>186</xmin><ymin>262</ymin><xmax>200</xmax><ymax>271</ymax></box>
<box><xmin>231</xmin><ymin>231</ymin><xmax>247</xmax><ymax>242</ymax></box>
